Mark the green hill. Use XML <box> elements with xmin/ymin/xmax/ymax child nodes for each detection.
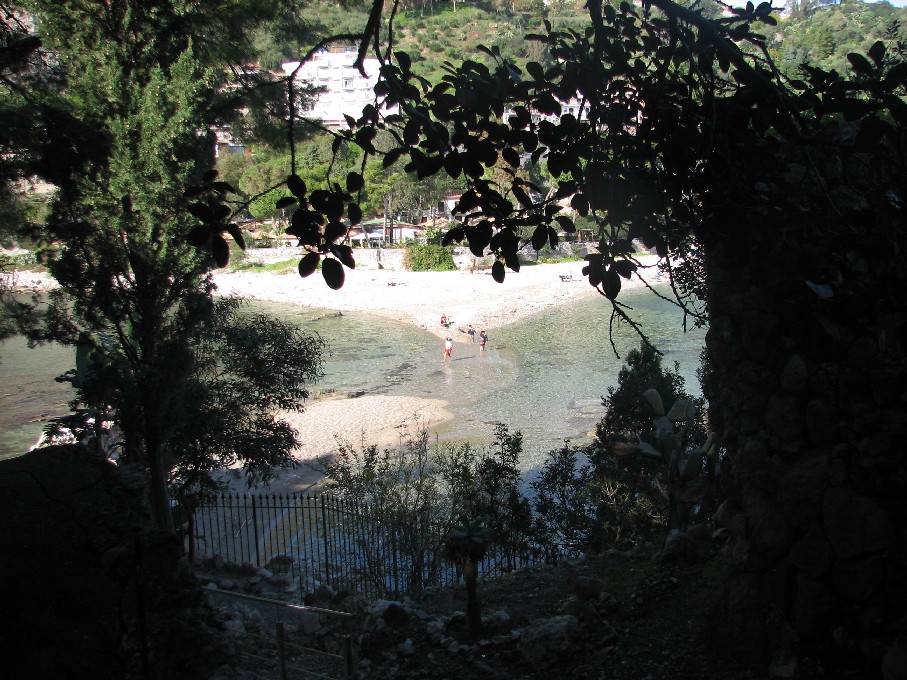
<box><xmin>290</xmin><ymin>0</ymin><xmax>907</xmax><ymax>83</ymax></box>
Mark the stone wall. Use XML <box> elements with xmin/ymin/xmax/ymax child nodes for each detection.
<box><xmin>244</xmin><ymin>242</ymin><xmax>594</xmax><ymax>272</ymax></box>
<box><xmin>704</xmin><ymin>237</ymin><xmax>907</xmax><ymax>678</ymax></box>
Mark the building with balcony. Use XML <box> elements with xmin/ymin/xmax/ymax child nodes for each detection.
<box><xmin>282</xmin><ymin>48</ymin><xmax>395</xmax><ymax>129</ymax></box>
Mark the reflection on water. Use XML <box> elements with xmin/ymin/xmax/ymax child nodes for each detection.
<box><xmin>0</xmin><ymin>286</ymin><xmax>705</xmax><ymax>469</ymax></box>
<box><xmin>451</xmin><ymin>289</ymin><xmax>706</xmax><ymax>470</ymax></box>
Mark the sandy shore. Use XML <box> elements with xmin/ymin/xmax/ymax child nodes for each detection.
<box><xmin>5</xmin><ymin>255</ymin><xmax>664</xmax><ymax>340</ymax></box>
<box><xmin>211</xmin><ymin>255</ymin><xmax>663</xmax><ymax>341</ymax></box>
<box><xmin>282</xmin><ymin>395</ymin><xmax>453</xmax><ymax>458</ymax></box>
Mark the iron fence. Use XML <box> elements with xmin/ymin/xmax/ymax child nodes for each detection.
<box><xmin>188</xmin><ymin>492</ymin><xmax>553</xmax><ymax>601</ymax></box>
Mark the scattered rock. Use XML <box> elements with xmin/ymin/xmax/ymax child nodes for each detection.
<box><xmin>573</xmin><ymin>575</ymin><xmax>607</xmax><ymax>602</ymax></box>
<box><xmin>518</xmin><ymin>615</ymin><xmax>581</xmax><ymax>664</ymax></box>
<box><xmin>266</xmin><ymin>554</ymin><xmax>294</xmax><ymax>574</ymax></box>
<box><xmin>222</xmin><ymin>619</ymin><xmax>245</xmax><ymax>634</ymax></box>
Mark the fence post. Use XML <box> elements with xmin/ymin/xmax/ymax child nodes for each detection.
<box><xmin>135</xmin><ymin>535</ymin><xmax>151</xmax><ymax>680</ymax></box>
<box><xmin>343</xmin><ymin>634</ymin><xmax>353</xmax><ymax>679</ymax></box>
<box><xmin>391</xmin><ymin>523</ymin><xmax>399</xmax><ymax>598</ymax></box>
<box><xmin>252</xmin><ymin>495</ymin><xmax>260</xmax><ymax>566</ymax></box>
<box><xmin>320</xmin><ymin>495</ymin><xmax>331</xmax><ymax>586</ymax></box>
<box><xmin>276</xmin><ymin>621</ymin><xmax>288</xmax><ymax>680</ymax></box>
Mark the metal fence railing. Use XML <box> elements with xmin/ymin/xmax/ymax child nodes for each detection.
<box><xmin>189</xmin><ymin>492</ymin><xmax>553</xmax><ymax>602</ymax></box>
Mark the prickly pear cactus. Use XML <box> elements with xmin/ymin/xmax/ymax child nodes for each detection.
<box><xmin>618</xmin><ymin>389</ymin><xmax>719</xmax><ymax>533</ymax></box>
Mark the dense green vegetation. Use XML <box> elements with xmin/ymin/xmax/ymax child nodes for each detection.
<box><xmin>773</xmin><ymin>0</ymin><xmax>907</xmax><ymax>76</ymax></box>
<box><xmin>285</xmin><ymin>1</ymin><xmax>907</xmax><ymax>85</ymax></box>
<box><xmin>322</xmin><ymin>346</ymin><xmax>709</xmax><ymax>580</ymax></box>
<box><xmin>532</xmin><ymin>342</ymin><xmax>709</xmax><ymax>552</ymax></box>
<box><xmin>402</xmin><ymin>242</ymin><xmax>458</xmax><ymax>270</ymax></box>
<box><xmin>1</xmin><ymin>1</ymin><xmax>326</xmax><ymax>532</ymax></box>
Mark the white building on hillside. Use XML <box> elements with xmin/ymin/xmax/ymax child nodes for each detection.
<box><xmin>283</xmin><ymin>48</ymin><xmax>395</xmax><ymax>129</ymax></box>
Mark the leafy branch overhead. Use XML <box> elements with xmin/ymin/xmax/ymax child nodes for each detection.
<box><xmin>280</xmin><ymin>170</ymin><xmax>361</xmax><ymax>290</ymax></box>
<box><xmin>185</xmin><ymin>170</ymin><xmax>245</xmax><ymax>268</ymax></box>
<box><xmin>185</xmin><ymin>0</ymin><xmax>907</xmax><ymax>330</ymax></box>
<box><xmin>185</xmin><ymin>0</ymin><xmax>779</xmax><ymax>306</ymax></box>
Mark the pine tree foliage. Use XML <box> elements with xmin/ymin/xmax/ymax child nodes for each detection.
<box><xmin>18</xmin><ymin>1</ymin><xmax>325</xmax><ymax>532</ymax></box>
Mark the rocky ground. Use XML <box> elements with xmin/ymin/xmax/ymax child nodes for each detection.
<box><xmin>351</xmin><ymin>550</ymin><xmax>754</xmax><ymax>680</ymax></box>
<box><xmin>207</xmin><ymin>543</ymin><xmax>764</xmax><ymax>680</ymax></box>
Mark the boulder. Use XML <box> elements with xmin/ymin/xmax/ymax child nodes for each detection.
<box><xmin>266</xmin><ymin>554</ymin><xmax>294</xmax><ymax>574</ymax></box>
<box><xmin>572</xmin><ymin>576</ymin><xmax>606</xmax><ymax>603</ymax></box>
<box><xmin>298</xmin><ymin>611</ymin><xmax>323</xmax><ymax>636</ymax></box>
<box><xmin>518</xmin><ymin>615</ymin><xmax>581</xmax><ymax>664</ymax></box>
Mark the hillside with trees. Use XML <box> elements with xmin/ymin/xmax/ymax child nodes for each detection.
<box><xmin>773</xmin><ymin>0</ymin><xmax>907</xmax><ymax>76</ymax></box>
<box><xmin>215</xmin><ymin>0</ymin><xmax>907</xmax><ymax>237</ymax></box>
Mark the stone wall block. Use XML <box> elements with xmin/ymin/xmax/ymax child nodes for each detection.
<box><xmin>740</xmin><ymin>485</ymin><xmax>791</xmax><ymax>562</ymax></box>
<box><xmin>872</xmin><ymin>364</ymin><xmax>906</xmax><ymax>405</ymax></box>
<box><xmin>777</xmin><ymin>453</ymin><xmax>830</xmax><ymax>529</ymax></box>
<box><xmin>735</xmin><ymin>360</ymin><xmax>779</xmax><ymax>399</ymax></box>
<box><xmin>789</xmin><ymin>530</ymin><xmax>834</xmax><ymax>580</ymax></box>
<box><xmin>805</xmin><ymin>399</ymin><xmax>840</xmax><ymax>446</ymax></box>
<box><xmin>764</xmin><ymin>394</ymin><xmax>803</xmax><ymax>453</ymax></box>
<box><xmin>780</xmin><ymin>354</ymin><xmax>809</xmax><ymax>393</ymax></box>
<box><xmin>882</xmin><ymin>630</ymin><xmax>907</xmax><ymax>680</ymax></box>
<box><xmin>847</xmin><ymin>336</ymin><xmax>879</xmax><ymax>367</ymax></box>
<box><xmin>838</xmin><ymin>367</ymin><xmax>874</xmax><ymax>414</ymax></box>
<box><xmin>832</xmin><ymin>554</ymin><xmax>886</xmax><ymax>605</ymax></box>
<box><xmin>809</xmin><ymin>363</ymin><xmax>840</xmax><ymax>400</ymax></box>
<box><xmin>829</xmin><ymin>444</ymin><xmax>851</xmax><ymax>485</ymax></box>
<box><xmin>791</xmin><ymin>572</ymin><xmax>833</xmax><ymax>638</ymax></box>
<box><xmin>741</xmin><ymin>311</ymin><xmax>780</xmax><ymax>363</ymax></box>
<box><xmin>823</xmin><ymin>488</ymin><xmax>894</xmax><ymax>560</ymax></box>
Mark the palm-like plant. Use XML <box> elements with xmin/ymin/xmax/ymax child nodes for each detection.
<box><xmin>445</xmin><ymin>514</ymin><xmax>490</xmax><ymax>637</ymax></box>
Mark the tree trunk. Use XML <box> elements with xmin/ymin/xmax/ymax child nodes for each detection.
<box><xmin>147</xmin><ymin>441</ymin><xmax>176</xmax><ymax>535</ymax></box>
<box><xmin>464</xmin><ymin>560</ymin><xmax>482</xmax><ymax>637</ymax></box>
<box><xmin>702</xmin><ymin>234</ymin><xmax>907</xmax><ymax>670</ymax></box>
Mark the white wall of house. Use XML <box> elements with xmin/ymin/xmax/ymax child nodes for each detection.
<box><xmin>283</xmin><ymin>49</ymin><xmax>397</xmax><ymax>128</ymax></box>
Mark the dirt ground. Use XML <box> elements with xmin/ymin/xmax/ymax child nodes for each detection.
<box><xmin>219</xmin><ymin>545</ymin><xmax>763</xmax><ymax>680</ymax></box>
<box><xmin>360</xmin><ymin>549</ymin><xmax>757</xmax><ymax>680</ymax></box>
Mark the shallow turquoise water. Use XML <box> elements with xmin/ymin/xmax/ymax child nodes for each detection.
<box><xmin>0</xmin><ymin>286</ymin><xmax>705</xmax><ymax>468</ymax></box>
<box><xmin>0</xmin><ymin>335</ymin><xmax>74</xmax><ymax>458</ymax></box>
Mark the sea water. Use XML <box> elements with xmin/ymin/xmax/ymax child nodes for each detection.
<box><xmin>0</xmin><ymin>285</ymin><xmax>705</xmax><ymax>468</ymax></box>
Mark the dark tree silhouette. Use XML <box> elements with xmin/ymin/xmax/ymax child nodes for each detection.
<box><xmin>5</xmin><ymin>2</ymin><xmax>324</xmax><ymax>533</ymax></box>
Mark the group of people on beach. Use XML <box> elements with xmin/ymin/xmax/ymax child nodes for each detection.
<box><xmin>441</xmin><ymin>315</ymin><xmax>487</xmax><ymax>363</ymax></box>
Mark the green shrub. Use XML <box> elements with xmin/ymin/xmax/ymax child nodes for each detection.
<box><xmin>320</xmin><ymin>424</ymin><xmax>537</xmax><ymax>591</ymax></box>
<box><xmin>230</xmin><ymin>258</ymin><xmax>299</xmax><ymax>273</ymax></box>
<box><xmin>403</xmin><ymin>243</ymin><xmax>457</xmax><ymax>271</ymax></box>
<box><xmin>530</xmin><ymin>443</ymin><xmax>598</xmax><ymax>553</ymax></box>
<box><xmin>439</xmin><ymin>424</ymin><xmax>535</xmax><ymax>569</ymax></box>
<box><xmin>532</xmin><ymin>341</ymin><xmax>709</xmax><ymax>552</ymax></box>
